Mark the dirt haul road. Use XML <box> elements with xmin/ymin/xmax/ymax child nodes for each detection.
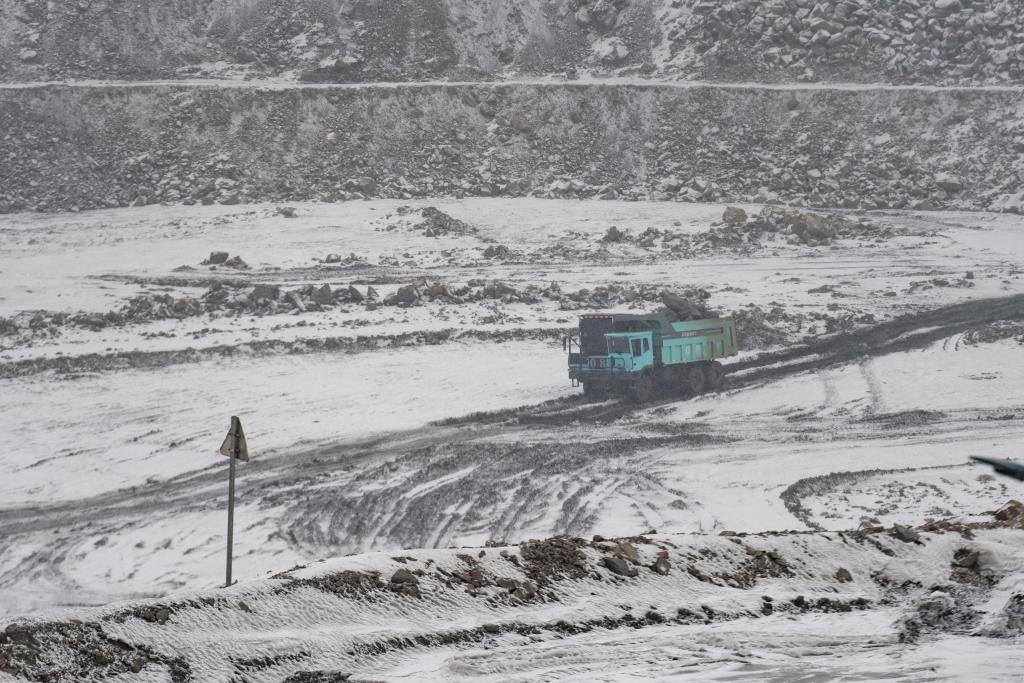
<box><xmin>1</xmin><ymin>293</ymin><xmax>1022</xmax><ymax>614</ymax></box>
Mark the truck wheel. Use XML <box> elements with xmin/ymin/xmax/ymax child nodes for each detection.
<box><xmin>704</xmin><ymin>361</ymin><xmax>725</xmax><ymax>390</ymax></box>
<box><xmin>630</xmin><ymin>375</ymin><xmax>655</xmax><ymax>403</ymax></box>
<box><xmin>683</xmin><ymin>365</ymin><xmax>706</xmax><ymax>395</ymax></box>
<box><xmin>583</xmin><ymin>382</ymin><xmax>607</xmax><ymax>399</ymax></box>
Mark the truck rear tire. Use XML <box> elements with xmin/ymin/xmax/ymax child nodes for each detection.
<box><xmin>704</xmin><ymin>361</ymin><xmax>725</xmax><ymax>390</ymax></box>
<box><xmin>630</xmin><ymin>375</ymin><xmax>655</xmax><ymax>403</ymax></box>
<box><xmin>682</xmin><ymin>365</ymin><xmax>706</xmax><ymax>395</ymax></box>
<box><xmin>583</xmin><ymin>381</ymin><xmax>607</xmax><ymax>399</ymax></box>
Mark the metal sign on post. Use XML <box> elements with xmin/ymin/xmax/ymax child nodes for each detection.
<box><xmin>218</xmin><ymin>416</ymin><xmax>249</xmax><ymax>587</ymax></box>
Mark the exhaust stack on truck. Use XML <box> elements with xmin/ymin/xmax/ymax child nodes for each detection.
<box><xmin>566</xmin><ymin>313</ymin><xmax>739</xmax><ymax>402</ymax></box>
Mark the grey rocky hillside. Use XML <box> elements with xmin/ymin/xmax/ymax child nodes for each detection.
<box><xmin>1</xmin><ymin>84</ymin><xmax>1022</xmax><ymax>214</ymax></box>
<box><xmin>2</xmin><ymin>0</ymin><xmax>1023</xmax><ymax>85</ymax></box>
<box><xmin>2</xmin><ymin>0</ymin><xmax>1023</xmax><ymax>215</ymax></box>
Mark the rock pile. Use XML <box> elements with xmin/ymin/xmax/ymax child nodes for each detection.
<box><xmin>200</xmin><ymin>252</ymin><xmax>249</xmax><ymax>269</ymax></box>
<box><xmin>1</xmin><ymin>277</ymin><xmax>834</xmax><ymax>353</ymax></box>
<box><xmin>731</xmin><ymin>304</ymin><xmax>808</xmax><ymax>349</ymax></box>
<box><xmin>960</xmin><ymin>320</ymin><xmax>1024</xmax><ymax>346</ymax></box>
<box><xmin>53</xmin><ymin>283</ymin><xmax>375</xmax><ymax>331</ymax></box>
<box><xmin>0</xmin><ymin>620</ymin><xmax>186</xmax><ymax>681</ymax></box>
<box><xmin>413</xmin><ymin>207</ymin><xmax>478</xmax><ymax>237</ymax></box>
<box><xmin>706</xmin><ymin>206</ymin><xmax>888</xmax><ymax>248</ymax></box>
<box><xmin>602</xmin><ymin>209</ymin><xmax>901</xmax><ymax>261</ymax></box>
<box><xmin>659</xmin><ymin>290</ymin><xmax>716</xmax><ymax>322</ymax></box>
<box><xmin>519</xmin><ymin>537</ymin><xmax>590</xmax><ymax>584</ymax></box>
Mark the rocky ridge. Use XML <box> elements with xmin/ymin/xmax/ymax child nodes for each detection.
<box><xmin>1</xmin><ymin>502</ymin><xmax>1021</xmax><ymax>682</ymax></box>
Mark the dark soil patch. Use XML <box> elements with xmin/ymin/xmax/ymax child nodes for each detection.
<box><xmin>0</xmin><ymin>621</ymin><xmax>189</xmax><ymax>682</ymax></box>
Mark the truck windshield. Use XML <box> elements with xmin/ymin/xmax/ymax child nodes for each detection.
<box><xmin>607</xmin><ymin>337</ymin><xmax>630</xmax><ymax>354</ymax></box>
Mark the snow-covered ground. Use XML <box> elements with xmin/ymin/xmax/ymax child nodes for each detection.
<box><xmin>1</xmin><ymin>199</ymin><xmax>1023</xmax><ymax>680</ymax></box>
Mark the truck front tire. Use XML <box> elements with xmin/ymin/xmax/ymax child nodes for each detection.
<box><xmin>683</xmin><ymin>365</ymin><xmax>706</xmax><ymax>395</ymax></box>
<box><xmin>630</xmin><ymin>374</ymin><xmax>655</xmax><ymax>403</ymax></box>
<box><xmin>704</xmin><ymin>361</ymin><xmax>725</xmax><ymax>390</ymax></box>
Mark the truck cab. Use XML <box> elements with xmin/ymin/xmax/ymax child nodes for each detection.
<box><xmin>604</xmin><ymin>332</ymin><xmax>655</xmax><ymax>373</ymax></box>
<box><xmin>568</xmin><ymin>327</ymin><xmax>657</xmax><ymax>399</ymax></box>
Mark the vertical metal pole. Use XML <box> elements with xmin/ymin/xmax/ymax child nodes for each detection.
<box><xmin>226</xmin><ymin>416</ymin><xmax>239</xmax><ymax>587</ymax></box>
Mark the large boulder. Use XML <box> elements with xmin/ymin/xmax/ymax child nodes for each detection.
<box><xmin>223</xmin><ymin>256</ymin><xmax>249</xmax><ymax>270</ymax></box>
<box><xmin>313</xmin><ymin>284</ymin><xmax>334</xmax><ymax>305</ymax></box>
<box><xmin>386</xmin><ymin>284</ymin><xmax>421</xmax><ymax>306</ymax></box>
<box><xmin>251</xmin><ymin>284</ymin><xmax>280</xmax><ymax>301</ymax></box>
<box><xmin>934</xmin><ymin>173</ymin><xmax>964</xmax><ymax>193</ymax></box>
<box><xmin>600</xmin><ymin>556</ymin><xmax>639</xmax><ymax>578</ymax></box>
<box><xmin>722</xmin><ymin>207</ymin><xmax>748</xmax><ymax>224</ymax></box>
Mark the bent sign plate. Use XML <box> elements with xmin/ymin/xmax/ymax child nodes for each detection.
<box><xmin>219</xmin><ymin>416</ymin><xmax>250</xmax><ymax>461</ymax></box>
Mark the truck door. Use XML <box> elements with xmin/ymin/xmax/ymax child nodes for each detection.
<box><xmin>631</xmin><ymin>334</ymin><xmax>654</xmax><ymax>371</ymax></box>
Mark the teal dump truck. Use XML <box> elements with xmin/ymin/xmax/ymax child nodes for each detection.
<box><xmin>566</xmin><ymin>313</ymin><xmax>739</xmax><ymax>401</ymax></box>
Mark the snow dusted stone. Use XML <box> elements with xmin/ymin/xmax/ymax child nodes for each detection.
<box><xmin>650</xmin><ymin>551</ymin><xmax>672</xmax><ymax>575</ymax></box>
<box><xmin>313</xmin><ymin>284</ymin><xmax>334</xmax><ymax>305</ymax></box>
<box><xmin>978</xmin><ymin>594</ymin><xmax>1024</xmax><ymax>636</ymax></box>
<box><xmin>892</xmin><ymin>524</ymin><xmax>922</xmax><ymax>544</ymax></box>
<box><xmin>593</xmin><ymin>37</ymin><xmax>629</xmax><ymax>64</ymax></box>
<box><xmin>934</xmin><ymin>173</ymin><xmax>964</xmax><ymax>193</ymax></box>
<box><xmin>600</xmin><ymin>556</ymin><xmax>639</xmax><ymax>577</ymax></box>
<box><xmin>223</xmin><ymin>255</ymin><xmax>249</xmax><ymax>270</ymax></box>
<box><xmin>346</xmin><ymin>285</ymin><xmax>364</xmax><ymax>302</ymax></box>
<box><xmin>610</xmin><ymin>542</ymin><xmax>641</xmax><ymax>564</ymax></box>
<box><xmin>722</xmin><ymin>207</ymin><xmax>748</xmax><ymax>225</ymax></box>
<box><xmin>589</xmin><ymin>0</ymin><xmax>622</xmax><ymax>30</ymax></box>
<box><xmin>390</xmin><ymin>568</ymin><xmax>418</xmax><ymax>584</ymax></box>
<box><xmin>251</xmin><ymin>284</ymin><xmax>280</xmax><ymax>301</ymax></box>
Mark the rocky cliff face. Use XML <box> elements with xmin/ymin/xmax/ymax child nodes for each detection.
<box><xmin>1</xmin><ymin>83</ymin><xmax>1022</xmax><ymax>213</ymax></box>
<box><xmin>2</xmin><ymin>0</ymin><xmax>1023</xmax><ymax>85</ymax></box>
<box><xmin>0</xmin><ymin>0</ymin><xmax>659</xmax><ymax>82</ymax></box>
<box><xmin>1</xmin><ymin>0</ymin><xmax>1022</xmax><ymax>215</ymax></box>
<box><xmin>660</xmin><ymin>0</ymin><xmax>1024</xmax><ymax>85</ymax></box>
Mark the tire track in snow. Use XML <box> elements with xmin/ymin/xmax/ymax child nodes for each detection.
<box><xmin>1</xmin><ymin>296</ymin><xmax>1022</xmax><ymax>611</ymax></box>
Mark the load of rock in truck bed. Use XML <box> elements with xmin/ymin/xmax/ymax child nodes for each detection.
<box><xmin>659</xmin><ymin>290</ymin><xmax>717</xmax><ymax>322</ymax></box>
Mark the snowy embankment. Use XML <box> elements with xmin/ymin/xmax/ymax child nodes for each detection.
<box><xmin>1</xmin><ymin>506</ymin><xmax>1023</xmax><ymax>682</ymax></box>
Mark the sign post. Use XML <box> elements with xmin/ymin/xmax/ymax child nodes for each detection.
<box><xmin>218</xmin><ymin>416</ymin><xmax>249</xmax><ymax>587</ymax></box>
